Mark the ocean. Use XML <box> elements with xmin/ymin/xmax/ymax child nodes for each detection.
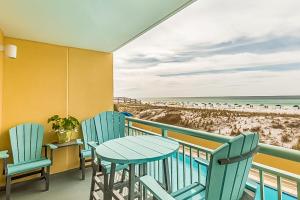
<box><xmin>141</xmin><ymin>96</ymin><xmax>300</xmax><ymax>107</ymax></box>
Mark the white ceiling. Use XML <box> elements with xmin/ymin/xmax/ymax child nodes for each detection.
<box><xmin>0</xmin><ymin>0</ymin><xmax>195</xmax><ymax>52</ymax></box>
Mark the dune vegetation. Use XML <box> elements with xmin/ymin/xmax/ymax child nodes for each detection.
<box><xmin>117</xmin><ymin>103</ymin><xmax>300</xmax><ymax>150</ymax></box>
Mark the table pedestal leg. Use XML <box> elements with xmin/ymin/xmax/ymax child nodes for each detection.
<box><xmin>128</xmin><ymin>164</ymin><xmax>136</xmax><ymax>200</ymax></box>
<box><xmin>163</xmin><ymin>158</ymin><xmax>171</xmax><ymax>193</ymax></box>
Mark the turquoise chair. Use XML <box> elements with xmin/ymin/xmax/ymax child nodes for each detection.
<box><xmin>81</xmin><ymin>111</ymin><xmax>128</xmax><ymax>200</ymax></box>
<box><xmin>80</xmin><ymin>118</ymin><xmax>98</xmax><ymax>180</ymax></box>
<box><xmin>140</xmin><ymin>132</ymin><xmax>259</xmax><ymax>200</ymax></box>
<box><xmin>0</xmin><ymin>123</ymin><xmax>57</xmax><ymax>200</ymax></box>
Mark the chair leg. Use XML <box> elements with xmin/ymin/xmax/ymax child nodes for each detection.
<box><xmin>41</xmin><ymin>167</ymin><xmax>45</xmax><ymax>176</ymax></box>
<box><xmin>45</xmin><ymin>166</ymin><xmax>50</xmax><ymax>191</ymax></box>
<box><xmin>6</xmin><ymin>176</ymin><xmax>11</xmax><ymax>200</ymax></box>
<box><xmin>103</xmin><ymin>172</ymin><xmax>109</xmax><ymax>200</ymax></box>
<box><xmin>89</xmin><ymin>161</ymin><xmax>98</xmax><ymax>200</ymax></box>
<box><xmin>79</xmin><ymin>156</ymin><xmax>82</xmax><ymax>170</ymax></box>
<box><xmin>89</xmin><ymin>175</ymin><xmax>96</xmax><ymax>200</ymax></box>
<box><xmin>81</xmin><ymin>157</ymin><xmax>86</xmax><ymax>180</ymax></box>
<box><xmin>119</xmin><ymin>169</ymin><xmax>126</xmax><ymax>194</ymax></box>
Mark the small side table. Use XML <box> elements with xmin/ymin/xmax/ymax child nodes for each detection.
<box><xmin>49</xmin><ymin>139</ymin><xmax>83</xmax><ymax>174</ymax></box>
<box><xmin>53</xmin><ymin>139</ymin><xmax>83</xmax><ymax>149</ymax></box>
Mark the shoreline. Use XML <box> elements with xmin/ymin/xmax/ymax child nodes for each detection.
<box><xmin>143</xmin><ymin>101</ymin><xmax>300</xmax><ymax>115</ymax></box>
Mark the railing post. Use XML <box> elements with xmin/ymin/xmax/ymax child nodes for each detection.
<box><xmin>183</xmin><ymin>144</ymin><xmax>186</xmax><ymax>187</ymax></box>
<box><xmin>297</xmin><ymin>181</ymin><xmax>300</xmax><ymax>200</ymax></box>
<box><xmin>127</xmin><ymin>120</ymin><xmax>133</xmax><ymax>136</ymax></box>
<box><xmin>259</xmin><ymin>170</ymin><xmax>265</xmax><ymax>200</ymax></box>
<box><xmin>277</xmin><ymin>176</ymin><xmax>282</xmax><ymax>200</ymax></box>
<box><xmin>162</xmin><ymin>129</ymin><xmax>168</xmax><ymax>137</ymax></box>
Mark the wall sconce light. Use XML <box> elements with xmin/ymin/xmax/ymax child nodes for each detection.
<box><xmin>0</xmin><ymin>44</ymin><xmax>17</xmax><ymax>59</ymax></box>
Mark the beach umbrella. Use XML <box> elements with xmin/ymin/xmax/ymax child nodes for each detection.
<box><xmin>276</xmin><ymin>104</ymin><xmax>281</xmax><ymax>109</ymax></box>
<box><xmin>293</xmin><ymin>105</ymin><xmax>300</xmax><ymax>109</ymax></box>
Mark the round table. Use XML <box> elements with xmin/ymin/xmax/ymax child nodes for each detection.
<box><xmin>96</xmin><ymin>135</ymin><xmax>180</xmax><ymax>200</ymax></box>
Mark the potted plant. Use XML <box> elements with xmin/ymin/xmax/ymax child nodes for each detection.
<box><xmin>48</xmin><ymin>115</ymin><xmax>80</xmax><ymax>143</ymax></box>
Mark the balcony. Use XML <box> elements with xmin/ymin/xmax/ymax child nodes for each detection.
<box><xmin>0</xmin><ymin>117</ymin><xmax>299</xmax><ymax>199</ymax></box>
<box><xmin>0</xmin><ymin>0</ymin><xmax>299</xmax><ymax>200</ymax></box>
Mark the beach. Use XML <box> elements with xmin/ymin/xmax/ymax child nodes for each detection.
<box><xmin>117</xmin><ymin>99</ymin><xmax>300</xmax><ymax>150</ymax></box>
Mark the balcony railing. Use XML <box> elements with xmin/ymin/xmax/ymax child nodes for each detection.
<box><xmin>125</xmin><ymin>117</ymin><xmax>300</xmax><ymax>200</ymax></box>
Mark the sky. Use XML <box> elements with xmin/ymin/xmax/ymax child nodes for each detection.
<box><xmin>114</xmin><ymin>0</ymin><xmax>300</xmax><ymax>98</ymax></box>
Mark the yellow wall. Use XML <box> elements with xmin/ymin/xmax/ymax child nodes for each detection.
<box><xmin>0</xmin><ymin>37</ymin><xmax>113</xmax><ymax>185</ymax></box>
<box><xmin>0</xmin><ymin>30</ymin><xmax>3</xmax><ymax>147</ymax></box>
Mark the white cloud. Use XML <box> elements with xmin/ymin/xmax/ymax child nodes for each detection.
<box><xmin>114</xmin><ymin>0</ymin><xmax>300</xmax><ymax>97</ymax></box>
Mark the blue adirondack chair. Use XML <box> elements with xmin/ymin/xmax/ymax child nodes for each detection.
<box><xmin>140</xmin><ymin>132</ymin><xmax>259</xmax><ymax>200</ymax></box>
<box><xmin>80</xmin><ymin>117</ymin><xmax>98</xmax><ymax>180</ymax></box>
<box><xmin>81</xmin><ymin>111</ymin><xmax>128</xmax><ymax>200</ymax></box>
<box><xmin>0</xmin><ymin>123</ymin><xmax>57</xmax><ymax>200</ymax></box>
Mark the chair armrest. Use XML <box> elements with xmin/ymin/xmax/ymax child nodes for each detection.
<box><xmin>245</xmin><ymin>179</ymin><xmax>257</xmax><ymax>192</ymax></box>
<box><xmin>194</xmin><ymin>157</ymin><xmax>209</xmax><ymax>167</ymax></box>
<box><xmin>140</xmin><ymin>175</ymin><xmax>175</xmax><ymax>200</ymax></box>
<box><xmin>43</xmin><ymin>144</ymin><xmax>57</xmax><ymax>163</ymax></box>
<box><xmin>88</xmin><ymin>141</ymin><xmax>99</xmax><ymax>163</ymax></box>
<box><xmin>0</xmin><ymin>150</ymin><xmax>9</xmax><ymax>159</ymax></box>
<box><xmin>45</xmin><ymin>144</ymin><xmax>58</xmax><ymax>150</ymax></box>
<box><xmin>0</xmin><ymin>150</ymin><xmax>9</xmax><ymax>175</ymax></box>
<box><xmin>87</xmin><ymin>141</ymin><xmax>98</xmax><ymax>149</ymax></box>
<box><xmin>76</xmin><ymin>139</ymin><xmax>83</xmax><ymax>145</ymax></box>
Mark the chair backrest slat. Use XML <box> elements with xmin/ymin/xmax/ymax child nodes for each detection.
<box><xmin>16</xmin><ymin>125</ymin><xmax>25</xmax><ymax>162</ymax></box>
<box><xmin>119</xmin><ymin>114</ymin><xmax>125</xmax><ymax>138</ymax></box>
<box><xmin>106</xmin><ymin>112</ymin><xmax>114</xmax><ymax>140</ymax></box>
<box><xmin>10</xmin><ymin>128</ymin><xmax>19</xmax><ymax>164</ymax></box>
<box><xmin>9</xmin><ymin>123</ymin><xmax>44</xmax><ymax>164</ymax></box>
<box><xmin>206</xmin><ymin>143</ymin><xmax>230</xmax><ymax>200</ymax></box>
<box><xmin>94</xmin><ymin>115</ymin><xmax>104</xmax><ymax>143</ymax></box>
<box><xmin>36</xmin><ymin>125</ymin><xmax>44</xmax><ymax>159</ymax></box>
<box><xmin>205</xmin><ymin>132</ymin><xmax>259</xmax><ymax>200</ymax></box>
<box><xmin>113</xmin><ymin>112</ymin><xmax>120</xmax><ymax>138</ymax></box>
<box><xmin>24</xmin><ymin>124</ymin><xmax>32</xmax><ymax>161</ymax></box>
<box><xmin>90</xmin><ymin>118</ymin><xmax>97</xmax><ymax>143</ymax></box>
<box><xmin>219</xmin><ymin>135</ymin><xmax>245</xmax><ymax>200</ymax></box>
<box><xmin>230</xmin><ymin>133</ymin><xmax>256</xmax><ymax>200</ymax></box>
<box><xmin>237</xmin><ymin>134</ymin><xmax>259</xmax><ymax>198</ymax></box>
<box><xmin>94</xmin><ymin>111</ymin><xmax>126</xmax><ymax>145</ymax></box>
<box><xmin>81</xmin><ymin>118</ymin><xmax>97</xmax><ymax>150</ymax></box>
<box><xmin>30</xmin><ymin>124</ymin><xmax>39</xmax><ymax>160</ymax></box>
<box><xmin>100</xmin><ymin>113</ymin><xmax>109</xmax><ymax>142</ymax></box>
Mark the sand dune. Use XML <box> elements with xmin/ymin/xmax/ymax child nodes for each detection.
<box><xmin>117</xmin><ymin>103</ymin><xmax>300</xmax><ymax>150</ymax></box>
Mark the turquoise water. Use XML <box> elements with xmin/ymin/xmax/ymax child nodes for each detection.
<box><xmin>142</xmin><ymin>96</ymin><xmax>300</xmax><ymax>107</ymax></box>
<box><xmin>151</xmin><ymin>153</ymin><xmax>297</xmax><ymax>200</ymax></box>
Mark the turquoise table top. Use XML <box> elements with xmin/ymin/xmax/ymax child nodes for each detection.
<box><xmin>95</xmin><ymin>135</ymin><xmax>180</xmax><ymax>164</ymax></box>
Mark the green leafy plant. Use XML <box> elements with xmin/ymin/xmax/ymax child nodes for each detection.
<box><xmin>48</xmin><ymin>115</ymin><xmax>80</xmax><ymax>133</ymax></box>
